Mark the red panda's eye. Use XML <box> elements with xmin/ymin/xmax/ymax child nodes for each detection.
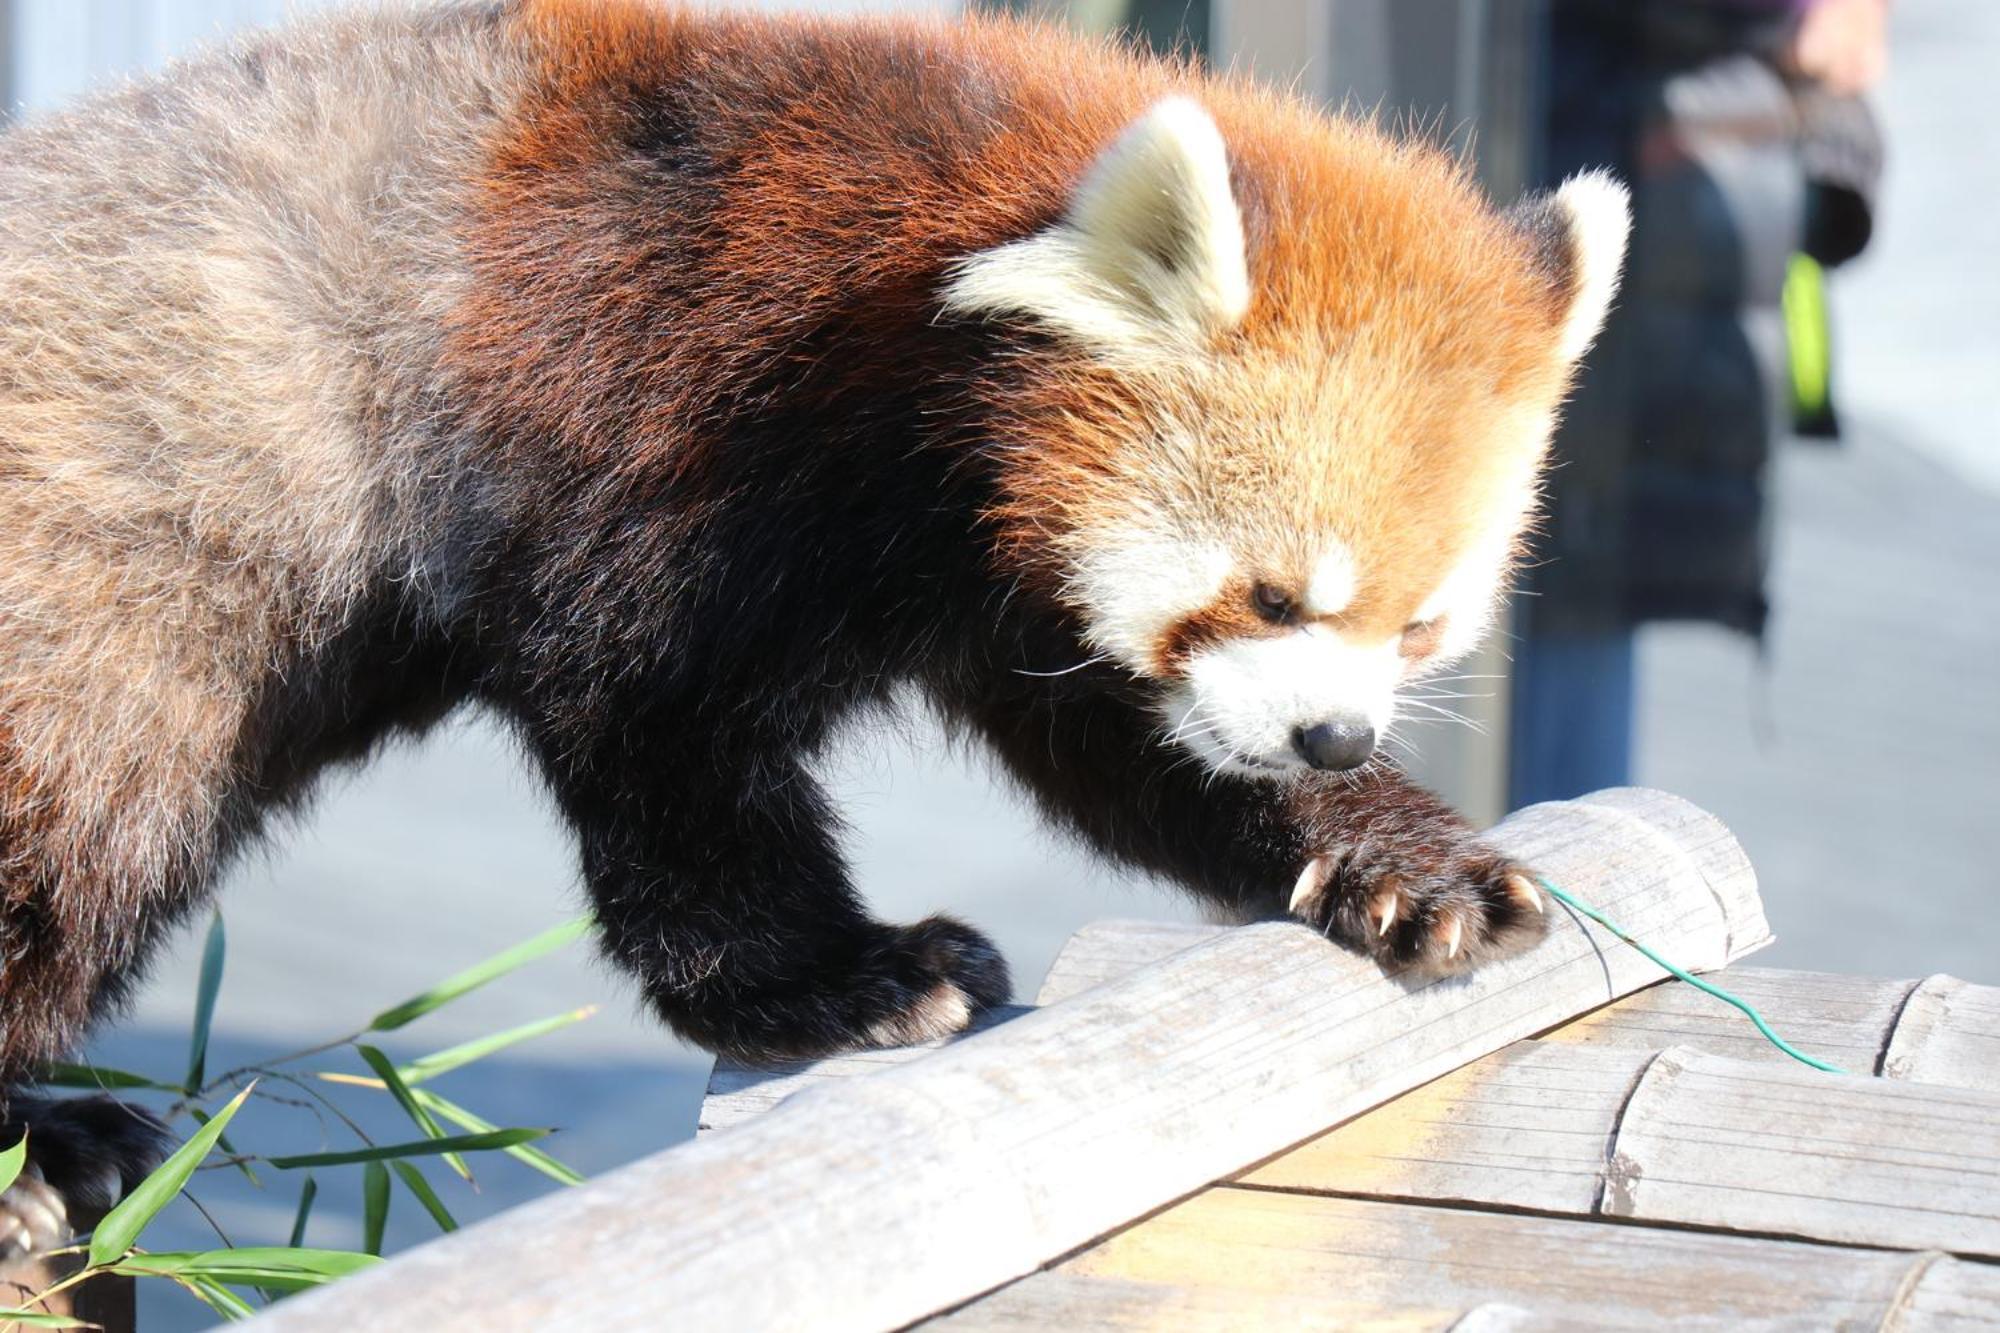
<box><xmin>1251</xmin><ymin>582</ymin><xmax>1295</xmax><ymax>624</ymax></box>
<box><xmin>1400</xmin><ymin>617</ymin><xmax>1446</xmax><ymax>658</ymax></box>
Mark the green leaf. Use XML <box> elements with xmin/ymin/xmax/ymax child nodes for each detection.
<box><xmin>391</xmin><ymin>1162</ymin><xmax>458</xmax><ymax>1234</ymax></box>
<box><xmin>361</xmin><ymin>1164</ymin><xmax>390</xmax><ymax>1257</ymax></box>
<box><xmin>116</xmin><ymin>1247</ymin><xmax>379</xmax><ymax>1292</ymax></box>
<box><xmin>0</xmin><ymin>1131</ymin><xmax>26</xmax><ymax>1196</ymax></box>
<box><xmin>399</xmin><ymin>1006</ymin><xmax>599</xmax><ymax>1085</ymax></box>
<box><xmin>89</xmin><ymin>1084</ymin><xmax>254</xmax><ymax>1266</ymax></box>
<box><xmin>413</xmin><ymin>1089</ymin><xmax>584</xmax><ymax>1186</ymax></box>
<box><xmin>37</xmin><ymin>1061</ymin><xmax>184</xmax><ymax>1094</ymax></box>
<box><xmin>266</xmin><ymin>1127</ymin><xmax>546</xmax><ymax>1170</ymax></box>
<box><xmin>0</xmin><ymin>1304</ymin><xmax>93</xmax><ymax>1320</ymax></box>
<box><xmin>355</xmin><ymin>1046</ymin><xmax>465</xmax><ymax>1182</ymax></box>
<box><xmin>179</xmin><ymin>1275</ymin><xmax>255</xmax><ymax>1320</ymax></box>
<box><xmin>188</xmin><ymin>1108</ymin><xmax>258</xmax><ymax>1188</ymax></box>
<box><xmin>367</xmin><ymin>915</ymin><xmax>593</xmax><ymax>1033</ymax></box>
<box><xmin>185</xmin><ymin>912</ymin><xmax>226</xmax><ymax>1093</ymax></box>
<box><xmin>286</xmin><ymin>1175</ymin><xmax>317</xmax><ymax>1249</ymax></box>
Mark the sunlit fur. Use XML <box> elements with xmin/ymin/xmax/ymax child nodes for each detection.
<box><xmin>957</xmin><ymin>101</ymin><xmax>1626</xmax><ymax>775</ymax></box>
<box><xmin>3</xmin><ymin>3</ymin><xmax>1620</xmax><ymax>1229</ymax></box>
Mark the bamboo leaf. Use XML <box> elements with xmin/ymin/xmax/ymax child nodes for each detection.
<box><xmin>89</xmin><ymin>1084</ymin><xmax>254</xmax><ymax>1266</ymax></box>
<box><xmin>391</xmin><ymin>1162</ymin><xmax>458</xmax><ymax>1234</ymax></box>
<box><xmin>366</xmin><ymin>915</ymin><xmax>593</xmax><ymax>1032</ymax></box>
<box><xmin>37</xmin><ymin>1062</ymin><xmax>184</xmax><ymax>1094</ymax></box>
<box><xmin>355</xmin><ymin>1046</ymin><xmax>465</xmax><ymax>1182</ymax></box>
<box><xmin>179</xmin><ymin>1276</ymin><xmax>255</xmax><ymax>1320</ymax></box>
<box><xmin>399</xmin><ymin>1006</ymin><xmax>599</xmax><ymax>1085</ymax></box>
<box><xmin>266</xmin><ymin>1128</ymin><xmax>546</xmax><ymax>1170</ymax></box>
<box><xmin>412</xmin><ymin>1089</ymin><xmax>584</xmax><ymax>1186</ymax></box>
<box><xmin>361</xmin><ymin>1163</ymin><xmax>390</xmax><ymax>1256</ymax></box>
<box><xmin>185</xmin><ymin>912</ymin><xmax>226</xmax><ymax>1092</ymax></box>
<box><xmin>116</xmin><ymin>1247</ymin><xmax>378</xmax><ymax>1293</ymax></box>
<box><xmin>188</xmin><ymin>1108</ymin><xmax>258</xmax><ymax>1188</ymax></box>
<box><xmin>0</xmin><ymin>1131</ymin><xmax>25</xmax><ymax>1196</ymax></box>
<box><xmin>286</xmin><ymin>1175</ymin><xmax>317</xmax><ymax>1249</ymax></box>
<box><xmin>0</xmin><ymin>1311</ymin><xmax>94</xmax><ymax>1328</ymax></box>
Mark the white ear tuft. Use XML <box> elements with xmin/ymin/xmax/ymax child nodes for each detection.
<box><xmin>1550</xmin><ymin>170</ymin><xmax>1631</xmax><ymax>363</ymax></box>
<box><xmin>941</xmin><ymin>98</ymin><xmax>1250</xmax><ymax>360</ymax></box>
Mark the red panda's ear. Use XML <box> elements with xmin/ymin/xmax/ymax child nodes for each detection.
<box><xmin>941</xmin><ymin>98</ymin><xmax>1250</xmax><ymax>359</ymax></box>
<box><xmin>1511</xmin><ymin>170</ymin><xmax>1631</xmax><ymax>364</ymax></box>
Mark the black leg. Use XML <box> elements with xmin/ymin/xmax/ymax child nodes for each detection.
<box><xmin>0</xmin><ymin>1092</ymin><xmax>167</xmax><ymax>1261</ymax></box>
<box><xmin>523</xmin><ymin>719</ymin><xmax>1009</xmax><ymax>1064</ymax></box>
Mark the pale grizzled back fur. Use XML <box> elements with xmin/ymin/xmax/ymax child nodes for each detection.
<box><xmin>0</xmin><ymin>3</ymin><xmax>526</xmax><ymax>1063</ymax></box>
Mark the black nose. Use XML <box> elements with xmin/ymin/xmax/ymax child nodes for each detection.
<box><xmin>1291</xmin><ymin>720</ymin><xmax>1376</xmax><ymax>771</ymax></box>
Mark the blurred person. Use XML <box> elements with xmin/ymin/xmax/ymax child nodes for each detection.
<box><xmin>1509</xmin><ymin>0</ymin><xmax>1886</xmax><ymax>807</ymax></box>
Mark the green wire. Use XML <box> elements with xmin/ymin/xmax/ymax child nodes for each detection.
<box><xmin>1537</xmin><ymin>878</ymin><xmax>1847</xmax><ymax>1075</ymax></box>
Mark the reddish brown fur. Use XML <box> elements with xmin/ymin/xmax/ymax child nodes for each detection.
<box><xmin>455</xmin><ymin>2</ymin><xmax>1576</xmax><ymax>656</ymax></box>
<box><xmin>2</xmin><ymin>5</ymin><xmax>1590</xmax><ymax>1193</ymax></box>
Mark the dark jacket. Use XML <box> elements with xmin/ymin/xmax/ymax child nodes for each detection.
<box><xmin>1532</xmin><ymin>2</ymin><xmax>1817</xmax><ymax>635</ymax></box>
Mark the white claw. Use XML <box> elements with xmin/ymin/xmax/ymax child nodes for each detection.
<box><xmin>1290</xmin><ymin>856</ymin><xmax>1332</xmax><ymax>913</ymax></box>
<box><xmin>1375</xmin><ymin>894</ymin><xmax>1398</xmax><ymax>937</ymax></box>
<box><xmin>1508</xmin><ymin>873</ymin><xmax>1546</xmax><ymax>914</ymax></box>
<box><xmin>1444</xmin><ymin>916</ymin><xmax>1464</xmax><ymax>960</ymax></box>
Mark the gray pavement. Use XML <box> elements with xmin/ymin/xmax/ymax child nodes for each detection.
<box><xmin>1635</xmin><ymin>0</ymin><xmax>1999</xmax><ymax>980</ymax></box>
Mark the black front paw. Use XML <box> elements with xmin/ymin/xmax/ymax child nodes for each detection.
<box><xmin>0</xmin><ymin>1093</ymin><xmax>168</xmax><ymax>1260</ymax></box>
<box><xmin>855</xmin><ymin>916</ymin><xmax>1013</xmax><ymax>1049</ymax></box>
<box><xmin>685</xmin><ymin>916</ymin><xmax>1013</xmax><ymax>1066</ymax></box>
<box><xmin>1286</xmin><ymin>833</ymin><xmax>1548</xmax><ymax>974</ymax></box>
<box><xmin>1</xmin><ymin>1169</ymin><xmax>69</xmax><ymax>1261</ymax></box>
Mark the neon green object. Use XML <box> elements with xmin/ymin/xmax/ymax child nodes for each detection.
<box><xmin>1538</xmin><ymin>877</ymin><xmax>1848</xmax><ymax>1075</ymax></box>
<box><xmin>1784</xmin><ymin>252</ymin><xmax>1832</xmax><ymax>425</ymax></box>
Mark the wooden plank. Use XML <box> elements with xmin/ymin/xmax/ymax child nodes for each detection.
<box><xmin>1897</xmin><ymin>1254</ymin><xmax>2000</xmax><ymax>1328</ymax></box>
<box><xmin>1239</xmin><ymin>1039</ymin><xmax>1644</xmax><ymax>1216</ymax></box>
<box><xmin>1601</xmin><ymin>1046</ymin><xmax>2000</xmax><ymax>1255</ymax></box>
<box><xmin>1244</xmin><ymin>1042</ymin><xmax>2000</xmax><ymax>1259</ymax></box>
<box><xmin>247</xmin><ymin>787</ymin><xmax>1768</xmax><ymax>1332</ymax></box>
<box><xmin>1032</xmin><ymin>919</ymin><xmax>1220</xmax><ymax>1006</ymax></box>
<box><xmin>1540</xmin><ymin>964</ymin><xmax>1918</xmax><ymax>1074</ymax></box>
<box><xmin>929</xmin><ymin>1271</ymin><xmax>1472</xmax><ymax>1331</ymax></box>
<box><xmin>1048</xmin><ymin>927</ymin><xmax>2000</xmax><ymax>1092</ymax></box>
<box><xmin>700</xmin><ymin>1005</ymin><xmax>1031</xmax><ymax>1133</ymax></box>
<box><xmin>1883</xmin><ymin>975</ymin><xmax>2000</xmax><ymax>1092</ymax></box>
<box><xmin>938</xmin><ymin>1190</ymin><xmax>1997</xmax><ymax>1330</ymax></box>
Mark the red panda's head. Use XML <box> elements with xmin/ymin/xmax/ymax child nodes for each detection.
<box><xmin>944</xmin><ymin>96</ymin><xmax>1629</xmax><ymax>779</ymax></box>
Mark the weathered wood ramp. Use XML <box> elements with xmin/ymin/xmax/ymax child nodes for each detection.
<box><xmin>246</xmin><ymin>788</ymin><xmax>2000</xmax><ymax>1320</ymax></box>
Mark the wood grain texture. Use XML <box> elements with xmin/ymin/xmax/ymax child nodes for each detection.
<box><xmin>1541</xmin><ymin>964</ymin><xmax>1919</xmax><ymax>1073</ymax></box>
<box><xmin>929</xmin><ymin>1272</ymin><xmax>1473</xmax><ymax>1331</ymax></box>
<box><xmin>938</xmin><ymin>1189</ymin><xmax>2000</xmax><ymax>1330</ymax></box>
<box><xmin>1882</xmin><ymin>975</ymin><xmax>2000</xmax><ymax>1091</ymax></box>
<box><xmin>246</xmin><ymin>788</ymin><xmax>1767</xmax><ymax>1332</ymax></box>
<box><xmin>1244</xmin><ymin>1042</ymin><xmax>2000</xmax><ymax>1258</ymax></box>
<box><xmin>1601</xmin><ymin>1046</ymin><xmax>2000</xmax><ymax>1255</ymax></box>
<box><xmin>1032</xmin><ymin>919</ymin><xmax>1222</xmax><ymax>1005</ymax></box>
<box><xmin>1238</xmin><ymin>1039</ymin><xmax>1646</xmax><ymax>1215</ymax></box>
<box><xmin>1046</xmin><ymin>935</ymin><xmax>1999</xmax><ymax>1090</ymax></box>
<box><xmin>699</xmin><ymin>1005</ymin><xmax>1032</xmax><ymax>1133</ymax></box>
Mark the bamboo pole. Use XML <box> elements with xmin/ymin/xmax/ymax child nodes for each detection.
<box><xmin>248</xmin><ymin>787</ymin><xmax>1768</xmax><ymax>1332</ymax></box>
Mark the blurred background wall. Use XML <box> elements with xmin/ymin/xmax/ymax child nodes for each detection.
<box><xmin>2</xmin><ymin>2</ymin><xmax>1993</xmax><ymax>1326</ymax></box>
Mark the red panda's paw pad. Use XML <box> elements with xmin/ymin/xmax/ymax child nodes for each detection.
<box><xmin>849</xmin><ymin>916</ymin><xmax>1012</xmax><ymax>1052</ymax></box>
<box><xmin>0</xmin><ymin>1172</ymin><xmax>69</xmax><ymax>1261</ymax></box>
<box><xmin>688</xmin><ymin>916</ymin><xmax>1011</xmax><ymax>1065</ymax></box>
<box><xmin>1289</xmin><ymin>845</ymin><xmax>1549</xmax><ymax>975</ymax></box>
<box><xmin>862</xmin><ymin>981</ymin><xmax>976</xmax><ymax>1048</ymax></box>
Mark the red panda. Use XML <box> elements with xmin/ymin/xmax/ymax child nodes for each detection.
<box><xmin>0</xmin><ymin>0</ymin><xmax>1627</xmax><ymax>1251</ymax></box>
